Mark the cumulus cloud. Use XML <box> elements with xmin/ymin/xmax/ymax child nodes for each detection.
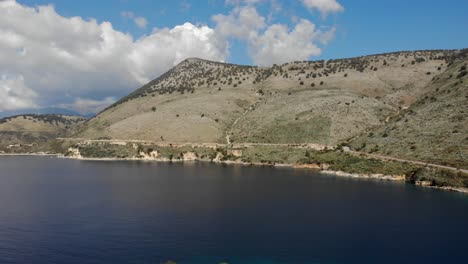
<box><xmin>213</xmin><ymin>5</ymin><xmax>266</xmax><ymax>39</ymax></box>
<box><xmin>301</xmin><ymin>0</ymin><xmax>344</xmax><ymax>16</ymax></box>
<box><xmin>213</xmin><ymin>5</ymin><xmax>336</xmax><ymax>65</ymax></box>
<box><xmin>250</xmin><ymin>19</ymin><xmax>333</xmax><ymax>66</ymax></box>
<box><xmin>0</xmin><ymin>0</ymin><xmax>227</xmax><ymax>113</ymax></box>
<box><xmin>0</xmin><ymin>74</ymin><xmax>38</xmax><ymax>111</ymax></box>
<box><xmin>121</xmin><ymin>11</ymin><xmax>148</xmax><ymax>28</ymax></box>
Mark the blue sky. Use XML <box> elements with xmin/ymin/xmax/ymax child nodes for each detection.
<box><xmin>0</xmin><ymin>0</ymin><xmax>467</xmax><ymax>115</ymax></box>
<box><xmin>17</xmin><ymin>0</ymin><xmax>468</xmax><ymax>64</ymax></box>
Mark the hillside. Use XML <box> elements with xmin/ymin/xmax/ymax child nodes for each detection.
<box><xmin>76</xmin><ymin>50</ymin><xmax>465</xmax><ymax>148</ymax></box>
<box><xmin>349</xmin><ymin>52</ymin><xmax>468</xmax><ymax>169</ymax></box>
<box><xmin>53</xmin><ymin>48</ymin><xmax>468</xmax><ymax>189</ymax></box>
<box><xmin>0</xmin><ymin>114</ymin><xmax>86</xmax><ymax>153</ymax></box>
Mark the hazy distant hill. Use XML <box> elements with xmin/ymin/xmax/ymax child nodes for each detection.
<box><xmin>0</xmin><ymin>107</ymin><xmax>94</xmax><ymax>119</ymax></box>
<box><xmin>0</xmin><ymin>114</ymin><xmax>86</xmax><ymax>153</ymax></box>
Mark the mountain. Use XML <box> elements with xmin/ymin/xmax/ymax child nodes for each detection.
<box><xmin>0</xmin><ymin>107</ymin><xmax>92</xmax><ymax>119</ymax></box>
<box><xmin>77</xmin><ymin>50</ymin><xmax>466</xmax><ymax>152</ymax></box>
<box><xmin>0</xmin><ymin>114</ymin><xmax>86</xmax><ymax>153</ymax></box>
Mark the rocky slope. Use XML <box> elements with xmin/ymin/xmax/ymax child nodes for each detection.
<box><xmin>0</xmin><ymin>114</ymin><xmax>86</xmax><ymax>153</ymax></box>
<box><xmin>349</xmin><ymin>51</ymin><xmax>468</xmax><ymax>169</ymax></box>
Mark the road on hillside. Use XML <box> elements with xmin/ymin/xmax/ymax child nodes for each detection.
<box><xmin>57</xmin><ymin>138</ymin><xmax>329</xmax><ymax>150</ymax></box>
<box><xmin>344</xmin><ymin>148</ymin><xmax>468</xmax><ymax>174</ymax></box>
<box><xmin>58</xmin><ymin>138</ymin><xmax>467</xmax><ymax>173</ymax></box>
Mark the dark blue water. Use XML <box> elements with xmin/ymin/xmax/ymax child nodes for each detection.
<box><xmin>0</xmin><ymin>156</ymin><xmax>467</xmax><ymax>264</ymax></box>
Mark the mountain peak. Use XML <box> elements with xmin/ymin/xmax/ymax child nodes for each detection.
<box><xmin>182</xmin><ymin>57</ymin><xmax>205</xmax><ymax>63</ymax></box>
<box><xmin>178</xmin><ymin>57</ymin><xmax>215</xmax><ymax>66</ymax></box>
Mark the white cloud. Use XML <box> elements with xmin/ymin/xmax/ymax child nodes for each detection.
<box><xmin>121</xmin><ymin>11</ymin><xmax>148</xmax><ymax>28</ymax></box>
<box><xmin>301</xmin><ymin>0</ymin><xmax>344</xmax><ymax>16</ymax></box>
<box><xmin>213</xmin><ymin>5</ymin><xmax>336</xmax><ymax>66</ymax></box>
<box><xmin>213</xmin><ymin>5</ymin><xmax>266</xmax><ymax>39</ymax></box>
<box><xmin>0</xmin><ymin>1</ymin><xmax>227</xmax><ymax>113</ymax></box>
<box><xmin>250</xmin><ymin>19</ymin><xmax>332</xmax><ymax>66</ymax></box>
<box><xmin>0</xmin><ymin>74</ymin><xmax>38</xmax><ymax>111</ymax></box>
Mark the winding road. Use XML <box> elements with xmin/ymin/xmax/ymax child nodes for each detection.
<box><xmin>344</xmin><ymin>147</ymin><xmax>468</xmax><ymax>173</ymax></box>
<box><xmin>58</xmin><ymin>137</ymin><xmax>466</xmax><ymax>173</ymax></box>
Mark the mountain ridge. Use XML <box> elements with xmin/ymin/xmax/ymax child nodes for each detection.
<box><xmin>78</xmin><ymin>49</ymin><xmax>466</xmax><ymax>147</ymax></box>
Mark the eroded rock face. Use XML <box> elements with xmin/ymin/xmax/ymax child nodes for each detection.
<box><xmin>294</xmin><ymin>163</ymin><xmax>329</xmax><ymax>170</ymax></box>
<box><xmin>182</xmin><ymin>151</ymin><xmax>197</xmax><ymax>160</ymax></box>
<box><xmin>213</xmin><ymin>152</ymin><xmax>224</xmax><ymax>162</ymax></box>
<box><xmin>228</xmin><ymin>149</ymin><xmax>242</xmax><ymax>157</ymax></box>
<box><xmin>67</xmin><ymin>147</ymin><xmax>82</xmax><ymax>158</ymax></box>
<box><xmin>415</xmin><ymin>180</ymin><xmax>432</xmax><ymax>187</ymax></box>
<box><xmin>321</xmin><ymin>170</ymin><xmax>406</xmax><ymax>181</ymax></box>
<box><xmin>138</xmin><ymin>150</ymin><xmax>160</xmax><ymax>160</ymax></box>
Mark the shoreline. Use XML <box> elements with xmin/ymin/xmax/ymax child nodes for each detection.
<box><xmin>0</xmin><ymin>153</ymin><xmax>59</xmax><ymax>156</ymax></box>
<box><xmin>2</xmin><ymin>152</ymin><xmax>467</xmax><ymax>194</ymax></box>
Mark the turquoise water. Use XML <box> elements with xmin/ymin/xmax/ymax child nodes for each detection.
<box><xmin>0</xmin><ymin>156</ymin><xmax>467</xmax><ymax>264</ymax></box>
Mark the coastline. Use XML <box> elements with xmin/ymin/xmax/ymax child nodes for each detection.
<box><xmin>2</xmin><ymin>152</ymin><xmax>467</xmax><ymax>194</ymax></box>
<box><xmin>0</xmin><ymin>153</ymin><xmax>59</xmax><ymax>156</ymax></box>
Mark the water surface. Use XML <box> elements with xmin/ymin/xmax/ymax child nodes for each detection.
<box><xmin>0</xmin><ymin>156</ymin><xmax>467</xmax><ymax>264</ymax></box>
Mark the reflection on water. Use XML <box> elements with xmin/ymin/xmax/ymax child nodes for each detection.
<box><xmin>0</xmin><ymin>156</ymin><xmax>467</xmax><ymax>264</ymax></box>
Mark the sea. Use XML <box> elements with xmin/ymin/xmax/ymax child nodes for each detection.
<box><xmin>0</xmin><ymin>156</ymin><xmax>467</xmax><ymax>264</ymax></box>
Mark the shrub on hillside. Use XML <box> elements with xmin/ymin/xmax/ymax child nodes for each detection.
<box><xmin>457</xmin><ymin>71</ymin><xmax>467</xmax><ymax>79</ymax></box>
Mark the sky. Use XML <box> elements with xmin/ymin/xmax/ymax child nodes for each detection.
<box><xmin>0</xmin><ymin>0</ymin><xmax>467</xmax><ymax>115</ymax></box>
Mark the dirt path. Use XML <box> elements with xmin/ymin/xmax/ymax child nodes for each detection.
<box><xmin>345</xmin><ymin>148</ymin><xmax>467</xmax><ymax>174</ymax></box>
<box><xmin>225</xmin><ymin>80</ymin><xmax>274</xmax><ymax>145</ymax></box>
<box><xmin>225</xmin><ymin>97</ymin><xmax>263</xmax><ymax>144</ymax></box>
